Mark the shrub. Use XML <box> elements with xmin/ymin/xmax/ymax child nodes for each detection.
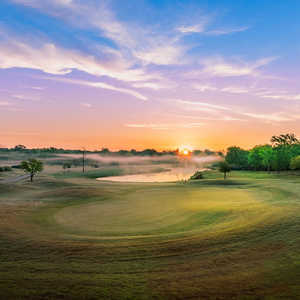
<box><xmin>290</xmin><ymin>155</ymin><xmax>300</xmax><ymax>170</ymax></box>
<box><xmin>190</xmin><ymin>171</ymin><xmax>204</xmax><ymax>180</ymax></box>
<box><xmin>0</xmin><ymin>166</ymin><xmax>12</xmax><ymax>172</ymax></box>
<box><xmin>11</xmin><ymin>165</ymin><xmax>22</xmax><ymax>169</ymax></box>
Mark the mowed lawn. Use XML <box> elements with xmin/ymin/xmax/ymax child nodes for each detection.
<box><xmin>0</xmin><ymin>171</ymin><xmax>300</xmax><ymax>299</ymax></box>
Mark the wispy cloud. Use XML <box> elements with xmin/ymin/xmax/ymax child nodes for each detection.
<box><xmin>192</xmin><ymin>82</ymin><xmax>300</xmax><ymax>103</ymax></box>
<box><xmin>171</xmin><ymin>97</ymin><xmax>295</xmax><ymax>124</ymax></box>
<box><xmin>193</xmin><ymin>84</ymin><xmax>217</xmax><ymax>92</ymax></box>
<box><xmin>178</xmin><ymin>23</ymin><xmax>249</xmax><ymax>36</ymax></box>
<box><xmin>257</xmin><ymin>91</ymin><xmax>300</xmax><ymax>101</ymax></box>
<box><xmin>0</xmin><ymin>101</ymin><xmax>12</xmax><ymax>106</ymax></box>
<box><xmin>132</xmin><ymin>82</ymin><xmax>173</xmax><ymax>90</ymax></box>
<box><xmin>221</xmin><ymin>86</ymin><xmax>250</xmax><ymax>94</ymax></box>
<box><xmin>199</xmin><ymin>56</ymin><xmax>277</xmax><ymax>77</ymax></box>
<box><xmin>42</xmin><ymin>77</ymin><xmax>147</xmax><ymax>101</ymax></box>
<box><xmin>177</xmin><ymin>23</ymin><xmax>207</xmax><ymax>34</ymax></box>
<box><xmin>242</xmin><ymin>112</ymin><xmax>294</xmax><ymax>122</ymax></box>
<box><xmin>12</xmin><ymin>0</ymin><xmax>72</xmax><ymax>6</ymax></box>
<box><xmin>176</xmin><ymin>99</ymin><xmax>230</xmax><ymax>111</ymax></box>
<box><xmin>135</xmin><ymin>45</ymin><xmax>184</xmax><ymax>66</ymax></box>
<box><xmin>12</xmin><ymin>94</ymin><xmax>40</xmax><ymax>101</ymax></box>
<box><xmin>80</xmin><ymin>102</ymin><xmax>92</xmax><ymax>108</ymax></box>
<box><xmin>29</xmin><ymin>86</ymin><xmax>45</xmax><ymax>90</ymax></box>
<box><xmin>205</xmin><ymin>26</ymin><xmax>249</xmax><ymax>36</ymax></box>
<box><xmin>125</xmin><ymin>122</ymin><xmax>205</xmax><ymax>130</ymax></box>
<box><xmin>166</xmin><ymin>112</ymin><xmax>246</xmax><ymax>122</ymax></box>
<box><xmin>193</xmin><ymin>83</ymin><xmax>250</xmax><ymax>94</ymax></box>
<box><xmin>0</xmin><ymin>40</ymin><xmax>153</xmax><ymax>82</ymax></box>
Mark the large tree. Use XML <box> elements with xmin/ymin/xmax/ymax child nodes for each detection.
<box><xmin>21</xmin><ymin>159</ymin><xmax>43</xmax><ymax>182</ymax></box>
<box><xmin>271</xmin><ymin>133</ymin><xmax>300</xmax><ymax>171</ymax></box>
<box><xmin>271</xmin><ymin>133</ymin><xmax>299</xmax><ymax>147</ymax></box>
<box><xmin>219</xmin><ymin>161</ymin><xmax>231</xmax><ymax>179</ymax></box>
<box><xmin>225</xmin><ymin>146</ymin><xmax>249</xmax><ymax>170</ymax></box>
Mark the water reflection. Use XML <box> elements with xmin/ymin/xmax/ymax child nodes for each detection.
<box><xmin>97</xmin><ymin>168</ymin><xmax>207</xmax><ymax>183</ymax></box>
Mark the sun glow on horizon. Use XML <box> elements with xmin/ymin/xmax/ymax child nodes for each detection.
<box><xmin>178</xmin><ymin>145</ymin><xmax>193</xmax><ymax>156</ymax></box>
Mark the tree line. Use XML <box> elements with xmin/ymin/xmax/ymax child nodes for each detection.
<box><xmin>0</xmin><ymin>145</ymin><xmax>221</xmax><ymax>157</ymax></box>
<box><xmin>225</xmin><ymin>133</ymin><xmax>300</xmax><ymax>172</ymax></box>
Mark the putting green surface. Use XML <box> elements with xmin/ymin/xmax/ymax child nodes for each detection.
<box><xmin>1</xmin><ymin>171</ymin><xmax>300</xmax><ymax>299</ymax></box>
<box><xmin>54</xmin><ymin>187</ymin><xmax>277</xmax><ymax>238</ymax></box>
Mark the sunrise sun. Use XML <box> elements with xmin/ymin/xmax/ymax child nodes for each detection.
<box><xmin>178</xmin><ymin>145</ymin><xmax>193</xmax><ymax>156</ymax></box>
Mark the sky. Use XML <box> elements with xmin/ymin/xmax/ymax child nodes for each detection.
<box><xmin>1</xmin><ymin>0</ymin><xmax>300</xmax><ymax>150</ymax></box>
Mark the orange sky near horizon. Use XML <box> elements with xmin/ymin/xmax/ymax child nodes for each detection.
<box><xmin>2</xmin><ymin>117</ymin><xmax>297</xmax><ymax>151</ymax></box>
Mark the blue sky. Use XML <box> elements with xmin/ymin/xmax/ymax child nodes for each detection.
<box><xmin>1</xmin><ymin>0</ymin><xmax>300</xmax><ymax>150</ymax></box>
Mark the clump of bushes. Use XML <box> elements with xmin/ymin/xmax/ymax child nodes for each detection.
<box><xmin>109</xmin><ymin>161</ymin><xmax>120</xmax><ymax>166</ymax></box>
<box><xmin>55</xmin><ymin>167</ymin><xmax>124</xmax><ymax>179</ymax></box>
<box><xmin>0</xmin><ymin>166</ymin><xmax>12</xmax><ymax>172</ymax></box>
<box><xmin>47</xmin><ymin>158</ymin><xmax>99</xmax><ymax>167</ymax></box>
<box><xmin>11</xmin><ymin>165</ymin><xmax>22</xmax><ymax>169</ymax></box>
<box><xmin>190</xmin><ymin>171</ymin><xmax>204</xmax><ymax>180</ymax></box>
<box><xmin>62</xmin><ymin>162</ymin><xmax>72</xmax><ymax>171</ymax></box>
<box><xmin>290</xmin><ymin>155</ymin><xmax>300</xmax><ymax>170</ymax></box>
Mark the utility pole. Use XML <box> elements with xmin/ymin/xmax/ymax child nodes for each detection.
<box><xmin>82</xmin><ymin>148</ymin><xmax>85</xmax><ymax>173</ymax></box>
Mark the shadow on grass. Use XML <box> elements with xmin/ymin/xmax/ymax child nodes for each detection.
<box><xmin>188</xmin><ymin>179</ymin><xmax>249</xmax><ymax>186</ymax></box>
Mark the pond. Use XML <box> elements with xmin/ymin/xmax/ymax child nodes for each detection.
<box><xmin>97</xmin><ymin>168</ymin><xmax>207</xmax><ymax>183</ymax></box>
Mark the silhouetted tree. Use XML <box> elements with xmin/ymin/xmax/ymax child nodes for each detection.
<box><xmin>14</xmin><ymin>144</ymin><xmax>26</xmax><ymax>151</ymax></box>
<box><xmin>21</xmin><ymin>159</ymin><xmax>43</xmax><ymax>182</ymax></box>
<box><xmin>271</xmin><ymin>133</ymin><xmax>299</xmax><ymax>147</ymax></box>
<box><xmin>219</xmin><ymin>161</ymin><xmax>231</xmax><ymax>179</ymax></box>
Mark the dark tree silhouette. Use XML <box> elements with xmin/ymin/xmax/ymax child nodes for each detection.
<box><xmin>219</xmin><ymin>161</ymin><xmax>231</xmax><ymax>179</ymax></box>
<box><xmin>21</xmin><ymin>159</ymin><xmax>43</xmax><ymax>182</ymax></box>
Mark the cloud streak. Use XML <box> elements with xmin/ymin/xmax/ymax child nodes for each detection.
<box><xmin>199</xmin><ymin>56</ymin><xmax>277</xmax><ymax>78</ymax></box>
<box><xmin>0</xmin><ymin>101</ymin><xmax>12</xmax><ymax>106</ymax></box>
<box><xmin>176</xmin><ymin>99</ymin><xmax>230</xmax><ymax>111</ymax></box>
<box><xmin>125</xmin><ymin>122</ymin><xmax>205</xmax><ymax>130</ymax></box>
<box><xmin>42</xmin><ymin>77</ymin><xmax>148</xmax><ymax>101</ymax></box>
<box><xmin>205</xmin><ymin>26</ymin><xmax>249</xmax><ymax>36</ymax></box>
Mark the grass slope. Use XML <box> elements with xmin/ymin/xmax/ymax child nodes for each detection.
<box><xmin>0</xmin><ymin>171</ymin><xmax>300</xmax><ymax>299</ymax></box>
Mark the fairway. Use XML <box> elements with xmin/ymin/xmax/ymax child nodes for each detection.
<box><xmin>1</xmin><ymin>171</ymin><xmax>300</xmax><ymax>299</ymax></box>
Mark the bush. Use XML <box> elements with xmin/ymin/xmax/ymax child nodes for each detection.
<box><xmin>11</xmin><ymin>165</ymin><xmax>22</xmax><ymax>169</ymax></box>
<box><xmin>190</xmin><ymin>171</ymin><xmax>204</xmax><ymax>180</ymax></box>
<box><xmin>54</xmin><ymin>168</ymin><xmax>123</xmax><ymax>179</ymax></box>
<box><xmin>0</xmin><ymin>166</ymin><xmax>12</xmax><ymax>172</ymax></box>
<box><xmin>290</xmin><ymin>155</ymin><xmax>300</xmax><ymax>170</ymax></box>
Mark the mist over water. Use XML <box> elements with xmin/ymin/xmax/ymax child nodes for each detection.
<box><xmin>93</xmin><ymin>155</ymin><xmax>220</xmax><ymax>183</ymax></box>
<box><xmin>59</xmin><ymin>153</ymin><xmax>220</xmax><ymax>182</ymax></box>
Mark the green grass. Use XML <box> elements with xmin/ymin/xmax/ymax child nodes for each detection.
<box><xmin>0</xmin><ymin>170</ymin><xmax>300</xmax><ymax>299</ymax></box>
<box><xmin>53</xmin><ymin>167</ymin><xmax>124</xmax><ymax>179</ymax></box>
